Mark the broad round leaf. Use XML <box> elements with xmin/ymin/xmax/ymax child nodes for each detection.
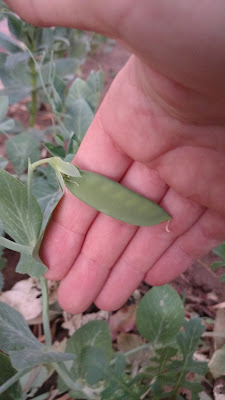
<box><xmin>136</xmin><ymin>285</ymin><xmax>184</xmax><ymax>344</ymax></box>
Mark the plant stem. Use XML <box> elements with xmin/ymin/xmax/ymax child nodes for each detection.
<box><xmin>0</xmin><ymin>236</ymin><xmax>31</xmax><ymax>254</ymax></box>
<box><xmin>31</xmin><ymin>158</ymin><xmax>54</xmax><ymax>170</ymax></box>
<box><xmin>40</xmin><ymin>276</ymin><xmax>52</xmax><ymax>348</ymax></box>
<box><xmin>53</xmin><ymin>363</ymin><xmax>82</xmax><ymax>392</ymax></box>
<box><xmin>0</xmin><ymin>369</ymin><xmax>27</xmax><ymax>395</ymax></box>
<box><xmin>29</xmin><ymin>55</ymin><xmax>38</xmax><ymax>127</ymax></box>
<box><xmin>123</xmin><ymin>343</ymin><xmax>152</xmax><ymax>358</ymax></box>
<box><xmin>26</xmin><ymin>47</ymin><xmax>69</xmax><ymax>138</ymax></box>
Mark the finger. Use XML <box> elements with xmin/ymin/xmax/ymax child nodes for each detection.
<box><xmin>41</xmin><ymin>55</ymin><xmax>165</xmax><ymax>280</ymax></box>
<box><xmin>56</xmin><ymin>162</ymin><xmax>168</xmax><ymax>313</ymax></box>
<box><xmin>5</xmin><ymin>0</ymin><xmax>127</xmax><ymax>35</ymax></box>
<box><xmin>41</xmin><ymin>108</ymin><xmax>131</xmax><ymax>280</ymax></box>
<box><xmin>94</xmin><ymin>190</ymin><xmax>204</xmax><ymax>310</ymax></box>
<box><xmin>145</xmin><ymin>209</ymin><xmax>225</xmax><ymax>285</ymax></box>
<box><xmin>153</xmin><ymin>147</ymin><xmax>225</xmax><ymax>217</ymax></box>
<box><xmin>6</xmin><ymin>0</ymin><xmax>225</xmax><ymax>94</ymax></box>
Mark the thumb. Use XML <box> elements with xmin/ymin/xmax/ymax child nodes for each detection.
<box><xmin>5</xmin><ymin>0</ymin><xmax>225</xmax><ymax>96</ymax></box>
<box><xmin>4</xmin><ymin>0</ymin><xmax>125</xmax><ymax>36</ymax></box>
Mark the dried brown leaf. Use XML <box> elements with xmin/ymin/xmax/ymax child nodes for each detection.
<box><xmin>109</xmin><ymin>304</ymin><xmax>137</xmax><ymax>340</ymax></box>
<box><xmin>62</xmin><ymin>310</ymin><xmax>109</xmax><ymax>336</ymax></box>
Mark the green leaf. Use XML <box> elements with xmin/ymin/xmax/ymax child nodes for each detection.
<box><xmin>0</xmin><ymin>85</ymin><xmax>30</xmax><ymax>105</ymax></box>
<box><xmin>86</xmin><ymin>70</ymin><xmax>104</xmax><ymax>111</ymax></box>
<box><xmin>146</xmin><ymin>346</ymin><xmax>178</xmax><ymax>380</ymax></box>
<box><xmin>66</xmin><ymin>320</ymin><xmax>113</xmax><ymax>362</ymax></box>
<box><xmin>32</xmin><ymin>176</ymin><xmax>60</xmax><ymax>213</ymax></box>
<box><xmin>7</xmin><ymin>14</ymin><xmax>23</xmax><ymax>41</ymax></box>
<box><xmin>6</xmin><ymin>133</ymin><xmax>41</xmax><ymax>175</ymax></box>
<box><xmin>44</xmin><ymin>142</ymin><xmax>66</xmax><ymax>158</ymax></box>
<box><xmin>65</xmin><ymin>98</ymin><xmax>94</xmax><ymax>141</ymax></box>
<box><xmin>101</xmin><ymin>353</ymin><xmax>126</xmax><ymax>399</ymax></box>
<box><xmin>0</xmin><ymin>271</ymin><xmax>4</xmax><ymax>291</ymax></box>
<box><xmin>213</xmin><ymin>242</ymin><xmax>225</xmax><ymax>259</ymax></box>
<box><xmin>63</xmin><ymin>320</ymin><xmax>113</xmax><ymax>386</ymax></box>
<box><xmin>67</xmin><ymin>133</ymin><xmax>80</xmax><ymax>155</ymax></box>
<box><xmin>0</xmin><ymin>301</ymin><xmax>42</xmax><ymax>353</ymax></box>
<box><xmin>10</xmin><ymin>348</ymin><xmax>75</xmax><ymax>370</ymax></box>
<box><xmin>79</xmin><ymin>346</ymin><xmax>108</xmax><ymax>385</ymax></box>
<box><xmin>0</xmin><ymin>169</ymin><xmax>43</xmax><ymax>246</ymax></box>
<box><xmin>154</xmin><ymin>318</ymin><xmax>207</xmax><ymax>398</ymax></box>
<box><xmin>50</xmin><ymin>157</ymin><xmax>80</xmax><ymax>177</ymax></box>
<box><xmin>208</xmin><ymin>344</ymin><xmax>225</xmax><ymax>378</ymax></box>
<box><xmin>66</xmin><ymin>78</ymin><xmax>93</xmax><ymax>106</ymax></box>
<box><xmin>5</xmin><ymin>52</ymin><xmax>29</xmax><ymax>69</ymax></box>
<box><xmin>0</xmin><ymin>155</ymin><xmax>8</xmax><ymax>170</ymax></box>
<box><xmin>0</xmin><ymin>118</ymin><xmax>15</xmax><ymax>132</ymax></box>
<box><xmin>16</xmin><ymin>254</ymin><xmax>47</xmax><ymax>278</ymax></box>
<box><xmin>0</xmin><ymin>352</ymin><xmax>22</xmax><ymax>400</ymax></box>
<box><xmin>136</xmin><ymin>285</ymin><xmax>184</xmax><ymax>344</ymax></box>
<box><xmin>52</xmin><ymin>75</ymin><xmax>66</xmax><ymax>112</ymax></box>
<box><xmin>176</xmin><ymin>317</ymin><xmax>205</xmax><ymax>359</ymax></box>
<box><xmin>0</xmin><ymin>95</ymin><xmax>8</xmax><ymax>121</ymax></box>
<box><xmin>0</xmin><ymin>32</ymin><xmax>23</xmax><ymax>53</ymax></box>
<box><xmin>211</xmin><ymin>261</ymin><xmax>225</xmax><ymax>269</ymax></box>
<box><xmin>0</xmin><ymin>57</ymin><xmax>31</xmax><ymax>104</ymax></box>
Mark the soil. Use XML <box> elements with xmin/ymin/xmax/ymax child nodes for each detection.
<box><xmin>1</xmin><ymin>40</ymin><xmax>225</xmax><ymax>316</ymax></box>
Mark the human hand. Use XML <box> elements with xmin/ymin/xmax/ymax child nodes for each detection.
<box><xmin>6</xmin><ymin>0</ymin><xmax>225</xmax><ymax>313</ymax></box>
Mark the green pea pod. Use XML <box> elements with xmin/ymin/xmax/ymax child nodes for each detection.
<box><xmin>63</xmin><ymin>170</ymin><xmax>171</xmax><ymax>227</ymax></box>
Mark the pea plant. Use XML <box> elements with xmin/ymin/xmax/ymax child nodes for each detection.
<box><xmin>0</xmin><ymin>119</ymin><xmax>214</xmax><ymax>400</ymax></box>
<box><xmin>0</xmin><ymin>94</ymin><xmax>210</xmax><ymax>398</ymax></box>
<box><xmin>0</xmin><ymin>1</ymin><xmax>97</xmax><ymax>126</ymax></box>
<box><xmin>211</xmin><ymin>243</ymin><xmax>225</xmax><ymax>282</ymax></box>
<box><xmin>0</xmin><ymin>8</ymin><xmax>220</xmax><ymax>398</ymax></box>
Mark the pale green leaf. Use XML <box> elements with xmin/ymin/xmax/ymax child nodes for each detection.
<box><xmin>136</xmin><ymin>285</ymin><xmax>184</xmax><ymax>344</ymax></box>
<box><xmin>50</xmin><ymin>157</ymin><xmax>80</xmax><ymax>177</ymax></box>
<box><xmin>79</xmin><ymin>346</ymin><xmax>108</xmax><ymax>385</ymax></box>
<box><xmin>16</xmin><ymin>254</ymin><xmax>47</xmax><ymax>278</ymax></box>
<box><xmin>66</xmin><ymin>78</ymin><xmax>92</xmax><ymax>107</ymax></box>
<box><xmin>0</xmin><ymin>118</ymin><xmax>15</xmax><ymax>132</ymax></box>
<box><xmin>0</xmin><ymin>95</ymin><xmax>8</xmax><ymax>121</ymax></box>
<box><xmin>0</xmin><ymin>302</ymin><xmax>42</xmax><ymax>353</ymax></box>
<box><xmin>64</xmin><ymin>320</ymin><xmax>113</xmax><ymax>384</ymax></box>
<box><xmin>0</xmin><ymin>155</ymin><xmax>7</xmax><ymax>170</ymax></box>
<box><xmin>65</xmin><ymin>98</ymin><xmax>94</xmax><ymax>141</ymax></box>
<box><xmin>6</xmin><ymin>133</ymin><xmax>40</xmax><ymax>175</ymax></box>
<box><xmin>208</xmin><ymin>344</ymin><xmax>225</xmax><ymax>378</ymax></box>
<box><xmin>0</xmin><ymin>31</ymin><xmax>23</xmax><ymax>53</ymax></box>
<box><xmin>66</xmin><ymin>320</ymin><xmax>113</xmax><ymax>362</ymax></box>
<box><xmin>86</xmin><ymin>70</ymin><xmax>104</xmax><ymax>111</ymax></box>
<box><xmin>32</xmin><ymin>176</ymin><xmax>60</xmax><ymax>213</ymax></box>
<box><xmin>0</xmin><ymin>170</ymin><xmax>43</xmax><ymax>246</ymax></box>
<box><xmin>10</xmin><ymin>348</ymin><xmax>75</xmax><ymax>370</ymax></box>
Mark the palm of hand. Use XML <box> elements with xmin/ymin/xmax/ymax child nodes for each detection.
<box><xmin>41</xmin><ymin>56</ymin><xmax>225</xmax><ymax>313</ymax></box>
<box><xmin>6</xmin><ymin>0</ymin><xmax>225</xmax><ymax>312</ymax></box>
